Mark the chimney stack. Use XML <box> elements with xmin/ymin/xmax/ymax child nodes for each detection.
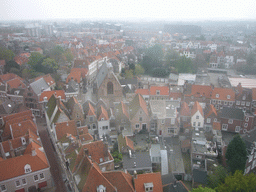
<box><xmin>9</xmin><ymin>140</ymin><xmax>15</xmax><ymax>158</ymax></box>
<box><xmin>31</xmin><ymin>147</ymin><xmax>36</xmax><ymax>156</ymax></box>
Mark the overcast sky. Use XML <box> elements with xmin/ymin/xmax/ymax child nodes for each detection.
<box><xmin>1</xmin><ymin>0</ymin><xmax>256</xmax><ymax>21</ymax></box>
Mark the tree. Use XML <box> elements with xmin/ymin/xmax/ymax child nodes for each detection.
<box><xmin>174</xmin><ymin>56</ymin><xmax>194</xmax><ymax>73</ymax></box>
<box><xmin>216</xmin><ymin>171</ymin><xmax>256</xmax><ymax>192</ymax></box>
<box><xmin>64</xmin><ymin>49</ymin><xmax>74</xmax><ymax>63</ymax></box>
<box><xmin>207</xmin><ymin>165</ymin><xmax>227</xmax><ymax>189</ymax></box>
<box><xmin>246</xmin><ymin>52</ymin><xmax>256</xmax><ymax>66</ymax></box>
<box><xmin>28</xmin><ymin>52</ymin><xmax>44</xmax><ymax>69</ymax></box>
<box><xmin>225</xmin><ymin>135</ymin><xmax>247</xmax><ymax>174</ymax></box>
<box><xmin>42</xmin><ymin>58</ymin><xmax>58</xmax><ymax>70</ymax></box>
<box><xmin>191</xmin><ymin>186</ymin><xmax>216</xmax><ymax>192</ymax></box>
<box><xmin>152</xmin><ymin>68</ymin><xmax>168</xmax><ymax>77</ymax></box>
<box><xmin>0</xmin><ymin>47</ymin><xmax>15</xmax><ymax>62</ymax></box>
<box><xmin>50</xmin><ymin>45</ymin><xmax>64</xmax><ymax>64</ymax></box>
<box><xmin>4</xmin><ymin>60</ymin><xmax>20</xmax><ymax>73</ymax></box>
<box><xmin>134</xmin><ymin>64</ymin><xmax>145</xmax><ymax>76</ymax></box>
<box><xmin>125</xmin><ymin>69</ymin><xmax>134</xmax><ymax>79</ymax></box>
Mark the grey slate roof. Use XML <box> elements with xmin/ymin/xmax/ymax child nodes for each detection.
<box><xmin>30</xmin><ymin>78</ymin><xmax>49</xmax><ymax>95</ymax></box>
<box><xmin>163</xmin><ymin>181</ymin><xmax>189</xmax><ymax>192</ymax></box>
<box><xmin>193</xmin><ymin>169</ymin><xmax>207</xmax><ymax>184</ymax></box>
<box><xmin>0</xmin><ymin>99</ymin><xmax>15</xmax><ymax>114</ymax></box>
<box><xmin>219</xmin><ymin>107</ymin><xmax>244</xmax><ymax>120</ymax></box>
<box><xmin>123</xmin><ymin>151</ymin><xmax>152</xmax><ymax>171</ymax></box>
<box><xmin>95</xmin><ymin>62</ymin><xmax>108</xmax><ymax>88</ymax></box>
<box><xmin>119</xmin><ymin>78</ymin><xmax>138</xmax><ymax>85</ymax></box>
<box><xmin>66</xmin><ymin>79</ymin><xmax>79</xmax><ymax>93</ymax></box>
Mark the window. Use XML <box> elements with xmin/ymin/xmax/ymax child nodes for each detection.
<box><xmin>227</xmin><ymin>95</ymin><xmax>230</xmax><ymax>99</ymax></box>
<box><xmin>216</xmin><ymin>94</ymin><xmax>219</xmax><ymax>98</ymax></box>
<box><xmin>168</xmin><ymin>128</ymin><xmax>174</xmax><ymax>133</ymax></box>
<box><xmin>15</xmin><ymin>180</ymin><xmax>21</xmax><ymax>187</ymax></box>
<box><xmin>156</xmin><ymin>90</ymin><xmax>160</xmax><ymax>95</ymax></box>
<box><xmin>171</xmin><ymin>118</ymin><xmax>175</xmax><ymax>125</ymax></box>
<box><xmin>92</xmin><ymin>124</ymin><xmax>96</xmax><ymax>129</ymax></box>
<box><xmin>161</xmin><ymin>119</ymin><xmax>165</xmax><ymax>124</ymax></box>
<box><xmin>214</xmin><ymin>118</ymin><xmax>217</xmax><ymax>122</ymax></box>
<box><xmin>246</xmin><ymin>102</ymin><xmax>250</xmax><ymax>106</ymax></box>
<box><xmin>139</xmin><ymin>110</ymin><xmax>142</xmax><ymax>114</ymax></box>
<box><xmin>139</xmin><ymin>117</ymin><xmax>142</xmax><ymax>121</ymax></box>
<box><xmin>107</xmin><ymin>82</ymin><xmax>113</xmax><ymax>94</ymax></box>
<box><xmin>196</xmin><ymin>155</ymin><xmax>202</xmax><ymax>159</ymax></box>
<box><xmin>88</xmin><ymin>124</ymin><xmax>91</xmax><ymax>129</ymax></box>
<box><xmin>207</xmin><ymin>118</ymin><xmax>211</xmax><ymax>123</ymax></box>
<box><xmin>40</xmin><ymin>173</ymin><xmax>45</xmax><ymax>180</ymax></box>
<box><xmin>24</xmin><ymin>164</ymin><xmax>32</xmax><ymax>173</ymax></box>
<box><xmin>236</xmin><ymin>101</ymin><xmax>240</xmax><ymax>105</ymax></box>
<box><xmin>76</xmin><ymin>121</ymin><xmax>81</xmax><ymax>127</ymax></box>
<box><xmin>90</xmin><ymin>116</ymin><xmax>93</xmax><ymax>122</ymax></box>
<box><xmin>102</xmin><ymin>126</ymin><xmax>108</xmax><ymax>130</ymax></box>
<box><xmin>218</xmin><ymin>100</ymin><xmax>221</xmax><ymax>104</ymax></box>
<box><xmin>34</xmin><ymin>175</ymin><xmax>39</xmax><ymax>182</ymax></box>
<box><xmin>212</xmin><ymin>100</ymin><xmax>216</xmax><ymax>104</ymax></box>
<box><xmin>222</xmin><ymin>124</ymin><xmax>228</xmax><ymax>131</ymax></box>
<box><xmin>22</xmin><ymin>178</ymin><xmax>27</xmax><ymax>185</ymax></box>
<box><xmin>241</xmin><ymin>101</ymin><xmax>245</xmax><ymax>106</ymax></box>
<box><xmin>198</xmin><ymin>122</ymin><xmax>201</xmax><ymax>127</ymax></box>
<box><xmin>0</xmin><ymin>185</ymin><xmax>6</xmax><ymax>192</ymax></box>
<box><xmin>196</xmin><ymin>116</ymin><xmax>199</xmax><ymax>119</ymax></box>
<box><xmin>224</xmin><ymin>101</ymin><xmax>227</xmax><ymax>105</ymax></box>
<box><xmin>229</xmin><ymin>102</ymin><xmax>233</xmax><ymax>106</ymax></box>
<box><xmin>244</xmin><ymin>123</ymin><xmax>248</xmax><ymax>127</ymax></box>
<box><xmin>135</xmin><ymin>124</ymin><xmax>140</xmax><ymax>129</ymax></box>
<box><xmin>242</xmin><ymin>96</ymin><xmax>246</xmax><ymax>100</ymax></box>
<box><xmin>193</xmin><ymin>122</ymin><xmax>196</xmax><ymax>127</ymax></box>
<box><xmin>101</xmin><ymin>118</ymin><xmax>104</xmax><ymax>121</ymax></box>
<box><xmin>245</xmin><ymin>117</ymin><xmax>249</xmax><ymax>122</ymax></box>
<box><xmin>235</xmin><ymin>126</ymin><xmax>240</xmax><ymax>133</ymax></box>
<box><xmin>228</xmin><ymin>119</ymin><xmax>233</xmax><ymax>124</ymax></box>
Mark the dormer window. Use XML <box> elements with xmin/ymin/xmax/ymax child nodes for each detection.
<box><xmin>21</xmin><ymin>137</ymin><xmax>26</xmax><ymax>145</ymax></box>
<box><xmin>97</xmin><ymin>185</ymin><xmax>106</xmax><ymax>192</ymax></box>
<box><xmin>156</xmin><ymin>90</ymin><xmax>160</xmax><ymax>95</ymax></box>
<box><xmin>216</xmin><ymin>94</ymin><xmax>219</xmax><ymax>98</ymax></box>
<box><xmin>243</xmin><ymin>96</ymin><xmax>246</xmax><ymax>100</ymax></box>
<box><xmin>227</xmin><ymin>95</ymin><xmax>230</xmax><ymax>99</ymax></box>
<box><xmin>24</xmin><ymin>164</ymin><xmax>32</xmax><ymax>173</ymax></box>
<box><xmin>101</xmin><ymin>118</ymin><xmax>104</xmax><ymax>121</ymax></box>
<box><xmin>144</xmin><ymin>182</ymin><xmax>153</xmax><ymax>192</ymax></box>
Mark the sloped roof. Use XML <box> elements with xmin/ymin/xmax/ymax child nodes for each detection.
<box><xmin>0</xmin><ymin>73</ymin><xmax>23</xmax><ymax>83</ymax></box>
<box><xmin>98</xmin><ymin>105</ymin><xmax>109</xmax><ymax>121</ymax></box>
<box><xmin>35</xmin><ymin>74</ymin><xmax>55</xmax><ymax>87</ymax></box>
<box><xmin>115</xmin><ymin>101</ymin><xmax>129</xmax><ymax>119</ymax></box>
<box><xmin>219</xmin><ymin>107</ymin><xmax>244</xmax><ymax>120</ymax></box>
<box><xmin>150</xmin><ymin>86</ymin><xmax>169</xmax><ymax>96</ymax></box>
<box><xmin>252</xmin><ymin>88</ymin><xmax>256</xmax><ymax>101</ymax></box>
<box><xmin>6</xmin><ymin>78</ymin><xmax>26</xmax><ymax>89</ymax></box>
<box><xmin>79</xmin><ymin>133</ymin><xmax>94</xmax><ymax>142</ymax></box>
<box><xmin>11</xmin><ymin>120</ymin><xmax>37</xmax><ymax>139</ymax></box>
<box><xmin>211</xmin><ymin>87</ymin><xmax>235</xmax><ymax>101</ymax></box>
<box><xmin>134</xmin><ymin>172</ymin><xmax>163</xmax><ymax>192</ymax></box>
<box><xmin>204</xmin><ymin>104</ymin><xmax>217</xmax><ymax>119</ymax></box>
<box><xmin>129</xmin><ymin>94</ymin><xmax>148</xmax><ymax>119</ymax></box>
<box><xmin>191</xmin><ymin>101</ymin><xmax>203</xmax><ymax>117</ymax></box>
<box><xmin>95</xmin><ymin>62</ymin><xmax>108</xmax><ymax>88</ymax></box>
<box><xmin>39</xmin><ymin>90</ymin><xmax>65</xmax><ymax>102</ymax></box>
<box><xmin>186</xmin><ymin>84</ymin><xmax>212</xmax><ymax>99</ymax></box>
<box><xmin>125</xmin><ymin>136</ymin><xmax>134</xmax><ymax>151</ymax></box>
<box><xmin>66</xmin><ymin>68</ymin><xmax>88</xmax><ymax>84</ymax></box>
<box><xmin>180</xmin><ymin>102</ymin><xmax>190</xmax><ymax>116</ymax></box>
<box><xmin>135</xmin><ymin>89</ymin><xmax>150</xmax><ymax>95</ymax></box>
<box><xmin>103</xmin><ymin>171</ymin><xmax>135</xmax><ymax>192</ymax></box>
<box><xmin>0</xmin><ymin>141</ymin><xmax>49</xmax><ymax>181</ymax></box>
<box><xmin>55</xmin><ymin>120</ymin><xmax>78</xmax><ymax>141</ymax></box>
<box><xmin>82</xmin><ymin>141</ymin><xmax>113</xmax><ymax>164</ymax></box>
<box><xmin>30</xmin><ymin>77</ymin><xmax>49</xmax><ymax>95</ymax></box>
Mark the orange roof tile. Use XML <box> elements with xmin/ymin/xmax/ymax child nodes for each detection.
<box><xmin>205</xmin><ymin>104</ymin><xmax>217</xmax><ymax>119</ymax></box>
<box><xmin>138</xmin><ymin>94</ymin><xmax>148</xmax><ymax>116</ymax></box>
<box><xmin>191</xmin><ymin>101</ymin><xmax>203</xmax><ymax>117</ymax></box>
<box><xmin>39</xmin><ymin>90</ymin><xmax>65</xmax><ymax>102</ymax></box>
<box><xmin>82</xmin><ymin>141</ymin><xmax>113</xmax><ymax>164</ymax></box>
<box><xmin>187</xmin><ymin>85</ymin><xmax>212</xmax><ymax>99</ymax></box>
<box><xmin>121</xmin><ymin>101</ymin><xmax>129</xmax><ymax>119</ymax></box>
<box><xmin>134</xmin><ymin>172</ymin><xmax>163</xmax><ymax>192</ymax></box>
<box><xmin>125</xmin><ymin>136</ymin><xmax>134</xmax><ymax>151</ymax></box>
<box><xmin>11</xmin><ymin>120</ymin><xmax>37</xmax><ymax>139</ymax></box>
<box><xmin>98</xmin><ymin>106</ymin><xmax>109</xmax><ymax>121</ymax></box>
<box><xmin>150</xmin><ymin>86</ymin><xmax>169</xmax><ymax>95</ymax></box>
<box><xmin>211</xmin><ymin>87</ymin><xmax>235</xmax><ymax>101</ymax></box>
<box><xmin>66</xmin><ymin>68</ymin><xmax>88</xmax><ymax>83</ymax></box>
<box><xmin>35</xmin><ymin>74</ymin><xmax>55</xmax><ymax>87</ymax></box>
<box><xmin>6</xmin><ymin>78</ymin><xmax>26</xmax><ymax>89</ymax></box>
<box><xmin>79</xmin><ymin>133</ymin><xmax>94</xmax><ymax>142</ymax></box>
<box><xmin>0</xmin><ymin>73</ymin><xmax>23</xmax><ymax>83</ymax></box>
<box><xmin>0</xmin><ymin>141</ymin><xmax>49</xmax><ymax>181</ymax></box>
<box><xmin>252</xmin><ymin>88</ymin><xmax>256</xmax><ymax>101</ymax></box>
<box><xmin>180</xmin><ymin>102</ymin><xmax>190</xmax><ymax>116</ymax></box>
<box><xmin>55</xmin><ymin>120</ymin><xmax>78</xmax><ymax>141</ymax></box>
<box><xmin>135</xmin><ymin>89</ymin><xmax>150</xmax><ymax>95</ymax></box>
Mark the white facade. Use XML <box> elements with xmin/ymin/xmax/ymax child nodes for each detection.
<box><xmin>98</xmin><ymin>119</ymin><xmax>110</xmax><ymax>138</ymax></box>
<box><xmin>191</xmin><ymin>110</ymin><xmax>204</xmax><ymax>128</ymax></box>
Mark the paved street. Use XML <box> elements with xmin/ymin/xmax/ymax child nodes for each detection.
<box><xmin>36</xmin><ymin>118</ymin><xmax>67</xmax><ymax>192</ymax></box>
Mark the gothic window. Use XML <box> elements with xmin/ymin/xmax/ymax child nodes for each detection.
<box><xmin>107</xmin><ymin>82</ymin><xmax>113</xmax><ymax>94</ymax></box>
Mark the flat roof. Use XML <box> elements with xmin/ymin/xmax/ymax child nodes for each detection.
<box><xmin>229</xmin><ymin>77</ymin><xmax>256</xmax><ymax>89</ymax></box>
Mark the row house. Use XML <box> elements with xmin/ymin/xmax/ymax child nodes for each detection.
<box><xmin>180</xmin><ymin>102</ymin><xmax>191</xmax><ymax>133</ymax></box>
<box><xmin>234</xmin><ymin>83</ymin><xmax>252</xmax><ymax>112</ymax></box>
<box><xmin>204</xmin><ymin>104</ymin><xmax>218</xmax><ymax>132</ymax></box>
<box><xmin>149</xmin><ymin>100</ymin><xmax>180</xmax><ymax>137</ymax></box>
<box><xmin>66</xmin><ymin>68</ymin><xmax>88</xmax><ymax>89</ymax></box>
<box><xmin>219</xmin><ymin>107</ymin><xmax>254</xmax><ymax>134</ymax></box>
<box><xmin>0</xmin><ymin>110</ymin><xmax>53</xmax><ymax>192</ymax></box>
<box><xmin>191</xmin><ymin>101</ymin><xmax>204</xmax><ymax>129</ymax></box>
<box><xmin>211</xmin><ymin>87</ymin><xmax>235</xmax><ymax>110</ymax></box>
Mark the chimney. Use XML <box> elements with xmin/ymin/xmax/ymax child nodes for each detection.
<box><xmin>31</xmin><ymin>147</ymin><xmax>36</xmax><ymax>156</ymax></box>
<box><xmin>134</xmin><ymin>170</ymin><xmax>137</xmax><ymax>178</ymax></box>
<box><xmin>9</xmin><ymin>140</ymin><xmax>15</xmax><ymax>158</ymax></box>
<box><xmin>0</xmin><ymin>143</ymin><xmax>6</xmax><ymax>160</ymax></box>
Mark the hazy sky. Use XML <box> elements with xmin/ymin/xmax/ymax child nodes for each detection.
<box><xmin>1</xmin><ymin>0</ymin><xmax>256</xmax><ymax>21</ymax></box>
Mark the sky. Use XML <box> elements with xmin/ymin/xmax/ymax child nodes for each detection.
<box><xmin>0</xmin><ymin>0</ymin><xmax>256</xmax><ymax>21</ymax></box>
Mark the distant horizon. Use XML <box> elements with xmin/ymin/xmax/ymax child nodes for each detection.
<box><xmin>1</xmin><ymin>0</ymin><xmax>255</xmax><ymax>23</ymax></box>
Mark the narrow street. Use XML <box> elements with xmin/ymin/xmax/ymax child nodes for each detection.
<box><xmin>36</xmin><ymin>118</ymin><xmax>67</xmax><ymax>192</ymax></box>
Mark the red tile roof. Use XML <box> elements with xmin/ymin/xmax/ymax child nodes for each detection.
<box><xmin>0</xmin><ymin>73</ymin><xmax>23</xmax><ymax>83</ymax></box>
<box><xmin>35</xmin><ymin>74</ymin><xmax>55</xmax><ymax>87</ymax></box>
<box><xmin>187</xmin><ymin>85</ymin><xmax>212</xmax><ymax>99</ymax></box>
<box><xmin>121</xmin><ymin>101</ymin><xmax>129</xmax><ymax>119</ymax></box>
<box><xmin>55</xmin><ymin>120</ymin><xmax>78</xmax><ymax>141</ymax></box>
<box><xmin>79</xmin><ymin>133</ymin><xmax>94</xmax><ymax>142</ymax></box>
<box><xmin>205</xmin><ymin>104</ymin><xmax>217</xmax><ymax>119</ymax></box>
<box><xmin>0</xmin><ymin>141</ymin><xmax>49</xmax><ymax>181</ymax></box>
<box><xmin>87</xmin><ymin>103</ymin><xmax>96</xmax><ymax>116</ymax></box>
<box><xmin>11</xmin><ymin>120</ymin><xmax>37</xmax><ymax>139</ymax></box>
<box><xmin>135</xmin><ymin>89</ymin><xmax>150</xmax><ymax>95</ymax></box>
<box><xmin>138</xmin><ymin>94</ymin><xmax>148</xmax><ymax>116</ymax></box>
<box><xmin>6</xmin><ymin>78</ymin><xmax>26</xmax><ymax>89</ymax></box>
<box><xmin>252</xmin><ymin>88</ymin><xmax>256</xmax><ymax>101</ymax></box>
<box><xmin>125</xmin><ymin>136</ymin><xmax>134</xmax><ymax>151</ymax></box>
<box><xmin>150</xmin><ymin>86</ymin><xmax>169</xmax><ymax>95</ymax></box>
<box><xmin>134</xmin><ymin>172</ymin><xmax>163</xmax><ymax>192</ymax></box>
<box><xmin>191</xmin><ymin>101</ymin><xmax>203</xmax><ymax>117</ymax></box>
<box><xmin>39</xmin><ymin>90</ymin><xmax>65</xmax><ymax>102</ymax></box>
<box><xmin>82</xmin><ymin>141</ymin><xmax>113</xmax><ymax>164</ymax></box>
<box><xmin>98</xmin><ymin>106</ymin><xmax>109</xmax><ymax>121</ymax></box>
<box><xmin>180</xmin><ymin>102</ymin><xmax>190</xmax><ymax>116</ymax></box>
<box><xmin>211</xmin><ymin>87</ymin><xmax>235</xmax><ymax>101</ymax></box>
<box><xmin>66</xmin><ymin>68</ymin><xmax>88</xmax><ymax>83</ymax></box>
